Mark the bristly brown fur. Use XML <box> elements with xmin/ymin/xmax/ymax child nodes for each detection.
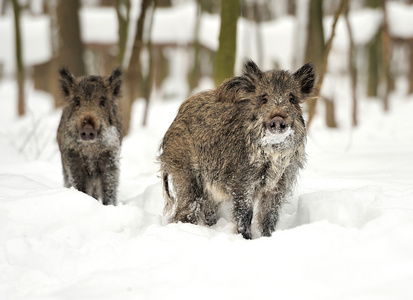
<box><xmin>159</xmin><ymin>59</ymin><xmax>315</xmax><ymax>239</ymax></box>
<box><xmin>57</xmin><ymin>67</ymin><xmax>123</xmax><ymax>205</ymax></box>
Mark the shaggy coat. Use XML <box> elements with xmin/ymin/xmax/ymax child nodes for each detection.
<box><xmin>57</xmin><ymin>67</ymin><xmax>123</xmax><ymax>205</ymax></box>
<box><xmin>159</xmin><ymin>60</ymin><xmax>315</xmax><ymax>239</ymax></box>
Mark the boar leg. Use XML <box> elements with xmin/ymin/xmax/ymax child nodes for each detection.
<box><xmin>259</xmin><ymin>193</ymin><xmax>280</xmax><ymax>237</ymax></box>
<box><xmin>201</xmin><ymin>199</ymin><xmax>218</xmax><ymax>226</ymax></box>
<box><xmin>172</xmin><ymin>173</ymin><xmax>204</xmax><ymax>224</ymax></box>
<box><xmin>233</xmin><ymin>192</ymin><xmax>253</xmax><ymax>239</ymax></box>
<box><xmin>259</xmin><ymin>170</ymin><xmax>294</xmax><ymax>236</ymax></box>
<box><xmin>99</xmin><ymin>151</ymin><xmax>119</xmax><ymax>206</ymax></box>
<box><xmin>63</xmin><ymin>150</ymin><xmax>89</xmax><ymax>194</ymax></box>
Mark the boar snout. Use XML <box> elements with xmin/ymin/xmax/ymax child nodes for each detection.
<box><xmin>79</xmin><ymin>117</ymin><xmax>98</xmax><ymax>141</ymax></box>
<box><xmin>80</xmin><ymin>124</ymin><xmax>97</xmax><ymax>141</ymax></box>
<box><xmin>267</xmin><ymin>116</ymin><xmax>289</xmax><ymax>134</ymax></box>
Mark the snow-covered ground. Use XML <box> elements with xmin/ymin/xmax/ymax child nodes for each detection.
<box><xmin>1</xmin><ymin>1</ymin><xmax>413</xmax><ymax>299</ymax></box>
<box><xmin>1</xmin><ymin>75</ymin><xmax>413</xmax><ymax>299</ymax></box>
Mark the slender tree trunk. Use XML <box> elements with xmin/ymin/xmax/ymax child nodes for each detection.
<box><xmin>366</xmin><ymin>0</ymin><xmax>382</xmax><ymax>98</ymax></box>
<box><xmin>345</xmin><ymin>4</ymin><xmax>358</xmax><ymax>126</ymax></box>
<box><xmin>188</xmin><ymin>0</ymin><xmax>202</xmax><ymax>93</ymax></box>
<box><xmin>11</xmin><ymin>0</ymin><xmax>25</xmax><ymax>116</ymax></box>
<box><xmin>214</xmin><ymin>0</ymin><xmax>240</xmax><ymax>86</ymax></box>
<box><xmin>115</xmin><ymin>0</ymin><xmax>131</xmax><ymax>69</ymax></box>
<box><xmin>253</xmin><ymin>1</ymin><xmax>264</xmax><ymax>68</ymax></box>
<box><xmin>305</xmin><ymin>0</ymin><xmax>324</xmax><ymax>127</ymax></box>
<box><xmin>381</xmin><ymin>0</ymin><xmax>391</xmax><ymax>112</ymax></box>
<box><xmin>408</xmin><ymin>1</ymin><xmax>413</xmax><ymax>94</ymax></box>
<box><xmin>306</xmin><ymin>0</ymin><xmax>347</xmax><ymax>129</ymax></box>
<box><xmin>141</xmin><ymin>1</ymin><xmax>156</xmax><ymax>127</ymax></box>
<box><xmin>124</xmin><ymin>0</ymin><xmax>151</xmax><ymax>135</ymax></box>
<box><xmin>408</xmin><ymin>39</ymin><xmax>413</xmax><ymax>94</ymax></box>
<box><xmin>56</xmin><ymin>0</ymin><xmax>85</xmax><ymax>77</ymax></box>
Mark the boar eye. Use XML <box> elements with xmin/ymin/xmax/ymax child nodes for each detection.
<box><xmin>289</xmin><ymin>94</ymin><xmax>296</xmax><ymax>104</ymax></box>
<box><xmin>100</xmin><ymin>97</ymin><xmax>106</xmax><ymax>107</ymax></box>
<box><xmin>261</xmin><ymin>95</ymin><xmax>268</xmax><ymax>105</ymax></box>
<box><xmin>74</xmin><ymin>97</ymin><xmax>81</xmax><ymax>107</ymax></box>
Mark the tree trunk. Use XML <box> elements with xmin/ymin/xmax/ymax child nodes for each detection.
<box><xmin>115</xmin><ymin>0</ymin><xmax>131</xmax><ymax>69</ymax></box>
<box><xmin>11</xmin><ymin>0</ymin><xmax>25</xmax><ymax>116</ymax></box>
<box><xmin>306</xmin><ymin>0</ymin><xmax>347</xmax><ymax>129</ymax></box>
<box><xmin>141</xmin><ymin>2</ymin><xmax>156</xmax><ymax>127</ymax></box>
<box><xmin>381</xmin><ymin>0</ymin><xmax>392</xmax><ymax>112</ymax></box>
<box><xmin>366</xmin><ymin>0</ymin><xmax>382</xmax><ymax>98</ymax></box>
<box><xmin>408</xmin><ymin>39</ymin><xmax>413</xmax><ymax>95</ymax></box>
<box><xmin>124</xmin><ymin>0</ymin><xmax>151</xmax><ymax>135</ymax></box>
<box><xmin>188</xmin><ymin>0</ymin><xmax>202</xmax><ymax>93</ymax></box>
<box><xmin>214</xmin><ymin>0</ymin><xmax>240</xmax><ymax>86</ymax></box>
<box><xmin>304</xmin><ymin>0</ymin><xmax>324</xmax><ymax>126</ymax></box>
<box><xmin>56</xmin><ymin>0</ymin><xmax>85</xmax><ymax>77</ymax></box>
<box><xmin>324</xmin><ymin>97</ymin><xmax>337</xmax><ymax>127</ymax></box>
<box><xmin>345</xmin><ymin>4</ymin><xmax>358</xmax><ymax>126</ymax></box>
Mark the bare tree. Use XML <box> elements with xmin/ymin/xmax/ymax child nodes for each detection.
<box><xmin>122</xmin><ymin>0</ymin><xmax>152</xmax><ymax>134</ymax></box>
<box><xmin>11</xmin><ymin>0</ymin><xmax>25</xmax><ymax>116</ymax></box>
<box><xmin>304</xmin><ymin>0</ymin><xmax>328</xmax><ymax>127</ymax></box>
<box><xmin>381</xmin><ymin>0</ymin><xmax>392</xmax><ymax>112</ymax></box>
<box><xmin>214</xmin><ymin>0</ymin><xmax>240</xmax><ymax>86</ymax></box>
<box><xmin>366</xmin><ymin>0</ymin><xmax>382</xmax><ymax>98</ymax></box>
<box><xmin>306</xmin><ymin>0</ymin><xmax>347</xmax><ymax>129</ymax></box>
<box><xmin>115</xmin><ymin>0</ymin><xmax>131</xmax><ymax>68</ymax></box>
<box><xmin>188</xmin><ymin>0</ymin><xmax>202</xmax><ymax>93</ymax></box>
<box><xmin>344</xmin><ymin>4</ymin><xmax>358</xmax><ymax>126</ymax></box>
<box><xmin>56</xmin><ymin>0</ymin><xmax>85</xmax><ymax>77</ymax></box>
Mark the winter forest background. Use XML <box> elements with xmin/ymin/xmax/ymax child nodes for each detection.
<box><xmin>1</xmin><ymin>0</ymin><xmax>413</xmax><ymax>299</ymax></box>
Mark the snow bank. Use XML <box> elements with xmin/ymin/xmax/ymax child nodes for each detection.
<box><xmin>80</xmin><ymin>7</ymin><xmax>118</xmax><ymax>44</ymax></box>
<box><xmin>388</xmin><ymin>1</ymin><xmax>413</xmax><ymax>39</ymax></box>
<box><xmin>0</xmin><ymin>15</ymin><xmax>51</xmax><ymax>73</ymax></box>
<box><xmin>1</xmin><ymin>77</ymin><xmax>413</xmax><ymax>299</ymax></box>
<box><xmin>1</xmin><ymin>4</ymin><xmax>413</xmax><ymax>299</ymax></box>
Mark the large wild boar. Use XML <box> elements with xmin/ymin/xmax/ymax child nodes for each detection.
<box><xmin>159</xmin><ymin>60</ymin><xmax>315</xmax><ymax>239</ymax></box>
<box><xmin>57</xmin><ymin>67</ymin><xmax>123</xmax><ymax>205</ymax></box>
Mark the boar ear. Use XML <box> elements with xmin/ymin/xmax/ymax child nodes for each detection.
<box><xmin>59</xmin><ymin>66</ymin><xmax>77</xmax><ymax>97</ymax></box>
<box><xmin>216</xmin><ymin>76</ymin><xmax>256</xmax><ymax>103</ymax></box>
<box><xmin>293</xmin><ymin>63</ymin><xmax>316</xmax><ymax>95</ymax></box>
<box><xmin>108</xmin><ymin>68</ymin><xmax>122</xmax><ymax>98</ymax></box>
<box><xmin>215</xmin><ymin>60</ymin><xmax>260</xmax><ymax>103</ymax></box>
<box><xmin>242</xmin><ymin>59</ymin><xmax>263</xmax><ymax>81</ymax></box>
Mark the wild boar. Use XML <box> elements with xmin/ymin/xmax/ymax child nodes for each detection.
<box><xmin>57</xmin><ymin>67</ymin><xmax>123</xmax><ymax>205</ymax></box>
<box><xmin>159</xmin><ymin>60</ymin><xmax>315</xmax><ymax>239</ymax></box>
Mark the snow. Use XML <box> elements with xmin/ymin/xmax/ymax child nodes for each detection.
<box><xmin>261</xmin><ymin>127</ymin><xmax>294</xmax><ymax>146</ymax></box>
<box><xmin>80</xmin><ymin>7</ymin><xmax>118</xmax><ymax>44</ymax></box>
<box><xmin>0</xmin><ymin>15</ymin><xmax>51</xmax><ymax>73</ymax></box>
<box><xmin>1</xmin><ymin>76</ymin><xmax>413</xmax><ymax>300</ymax></box>
<box><xmin>387</xmin><ymin>1</ymin><xmax>413</xmax><ymax>39</ymax></box>
<box><xmin>1</xmin><ymin>3</ymin><xmax>413</xmax><ymax>299</ymax></box>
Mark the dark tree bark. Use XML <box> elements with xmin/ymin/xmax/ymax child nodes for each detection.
<box><xmin>366</xmin><ymin>0</ymin><xmax>382</xmax><ymax>98</ymax></box>
<box><xmin>306</xmin><ymin>0</ymin><xmax>347</xmax><ymax>129</ymax></box>
<box><xmin>188</xmin><ymin>0</ymin><xmax>202</xmax><ymax>93</ymax></box>
<box><xmin>381</xmin><ymin>0</ymin><xmax>392</xmax><ymax>112</ymax></box>
<box><xmin>56</xmin><ymin>0</ymin><xmax>85</xmax><ymax>77</ymax></box>
<box><xmin>11</xmin><ymin>0</ymin><xmax>25</xmax><ymax>116</ymax></box>
<box><xmin>345</xmin><ymin>4</ymin><xmax>358</xmax><ymax>126</ymax></box>
<box><xmin>123</xmin><ymin>0</ymin><xmax>152</xmax><ymax>134</ymax></box>
<box><xmin>408</xmin><ymin>39</ymin><xmax>413</xmax><ymax>95</ymax></box>
<box><xmin>304</xmin><ymin>0</ymin><xmax>325</xmax><ymax>127</ymax></box>
<box><xmin>214</xmin><ymin>0</ymin><xmax>240</xmax><ymax>86</ymax></box>
<box><xmin>115</xmin><ymin>0</ymin><xmax>131</xmax><ymax>68</ymax></box>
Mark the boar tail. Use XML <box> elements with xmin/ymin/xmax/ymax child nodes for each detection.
<box><xmin>162</xmin><ymin>172</ymin><xmax>175</xmax><ymax>215</ymax></box>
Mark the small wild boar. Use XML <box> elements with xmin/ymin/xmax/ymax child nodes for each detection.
<box><xmin>159</xmin><ymin>60</ymin><xmax>315</xmax><ymax>239</ymax></box>
<box><xmin>57</xmin><ymin>67</ymin><xmax>123</xmax><ymax>205</ymax></box>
